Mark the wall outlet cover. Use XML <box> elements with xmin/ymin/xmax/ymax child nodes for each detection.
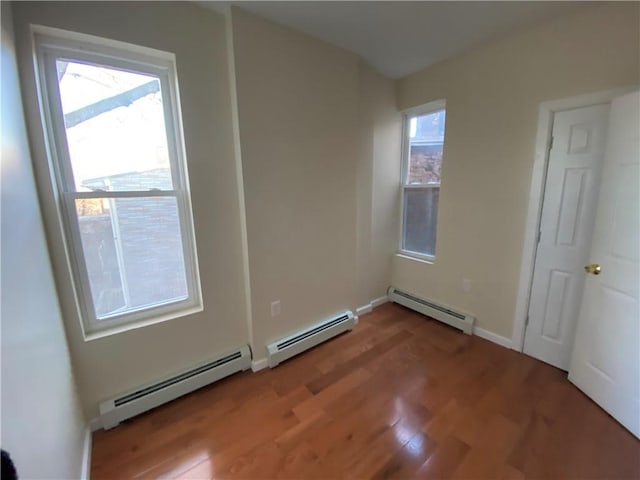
<box><xmin>270</xmin><ymin>300</ymin><xmax>281</xmax><ymax>317</ymax></box>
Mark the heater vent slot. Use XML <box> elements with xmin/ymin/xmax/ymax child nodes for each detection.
<box><xmin>114</xmin><ymin>351</ymin><xmax>242</xmax><ymax>407</ymax></box>
<box><xmin>276</xmin><ymin>315</ymin><xmax>349</xmax><ymax>350</ymax></box>
<box><xmin>99</xmin><ymin>346</ymin><xmax>251</xmax><ymax>430</ymax></box>
<box><xmin>267</xmin><ymin>310</ymin><xmax>355</xmax><ymax>367</ymax></box>
<box><xmin>388</xmin><ymin>287</ymin><xmax>474</xmax><ymax>334</ymax></box>
<box><xmin>393</xmin><ymin>290</ymin><xmax>466</xmax><ymax>320</ymax></box>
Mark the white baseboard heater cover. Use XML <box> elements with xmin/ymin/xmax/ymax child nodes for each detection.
<box><xmin>99</xmin><ymin>345</ymin><xmax>251</xmax><ymax>430</ymax></box>
<box><xmin>267</xmin><ymin>310</ymin><xmax>355</xmax><ymax>368</ymax></box>
<box><xmin>388</xmin><ymin>287</ymin><xmax>474</xmax><ymax>334</ymax></box>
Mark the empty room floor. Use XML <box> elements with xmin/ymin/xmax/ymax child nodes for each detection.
<box><xmin>91</xmin><ymin>303</ymin><xmax>640</xmax><ymax>479</ymax></box>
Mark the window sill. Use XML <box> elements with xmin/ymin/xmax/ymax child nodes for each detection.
<box><xmin>83</xmin><ymin>304</ymin><xmax>203</xmax><ymax>342</ymax></box>
<box><xmin>396</xmin><ymin>252</ymin><xmax>435</xmax><ymax>265</ymax></box>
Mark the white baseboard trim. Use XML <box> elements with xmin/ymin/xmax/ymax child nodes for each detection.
<box><xmin>356</xmin><ymin>295</ymin><xmax>389</xmax><ymax>318</ymax></box>
<box><xmin>473</xmin><ymin>326</ymin><xmax>513</xmax><ymax>349</ymax></box>
<box><xmin>355</xmin><ymin>303</ymin><xmax>372</xmax><ymax>316</ymax></box>
<box><xmin>80</xmin><ymin>426</ymin><xmax>92</xmax><ymax>479</ymax></box>
<box><xmin>371</xmin><ymin>295</ymin><xmax>389</xmax><ymax>308</ymax></box>
<box><xmin>88</xmin><ymin>417</ymin><xmax>102</xmax><ymax>432</ymax></box>
<box><xmin>251</xmin><ymin>358</ymin><xmax>268</xmax><ymax>372</ymax></box>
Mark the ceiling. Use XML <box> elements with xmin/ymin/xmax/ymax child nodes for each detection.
<box><xmin>199</xmin><ymin>1</ymin><xmax>594</xmax><ymax>78</ymax></box>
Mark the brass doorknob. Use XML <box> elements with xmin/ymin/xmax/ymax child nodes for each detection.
<box><xmin>584</xmin><ymin>263</ymin><xmax>601</xmax><ymax>275</ymax></box>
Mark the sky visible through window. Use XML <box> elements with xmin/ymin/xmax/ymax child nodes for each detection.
<box><xmin>57</xmin><ymin>61</ymin><xmax>172</xmax><ymax>191</ymax></box>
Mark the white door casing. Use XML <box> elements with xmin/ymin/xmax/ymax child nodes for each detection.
<box><xmin>568</xmin><ymin>91</ymin><xmax>640</xmax><ymax>439</ymax></box>
<box><xmin>524</xmin><ymin>104</ymin><xmax>610</xmax><ymax>370</ymax></box>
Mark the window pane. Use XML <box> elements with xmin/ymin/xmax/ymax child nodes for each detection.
<box><xmin>402</xmin><ymin>188</ymin><xmax>439</xmax><ymax>257</ymax></box>
<box><xmin>57</xmin><ymin>60</ymin><xmax>172</xmax><ymax>191</ymax></box>
<box><xmin>75</xmin><ymin>196</ymin><xmax>188</xmax><ymax>319</ymax></box>
<box><xmin>407</xmin><ymin>110</ymin><xmax>445</xmax><ymax>185</ymax></box>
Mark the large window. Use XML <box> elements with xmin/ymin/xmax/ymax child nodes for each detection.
<box><xmin>34</xmin><ymin>29</ymin><xmax>201</xmax><ymax>336</ymax></box>
<box><xmin>400</xmin><ymin>100</ymin><xmax>447</xmax><ymax>260</ymax></box>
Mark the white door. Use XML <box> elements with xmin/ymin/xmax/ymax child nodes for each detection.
<box><xmin>568</xmin><ymin>91</ymin><xmax>640</xmax><ymax>438</ymax></box>
<box><xmin>524</xmin><ymin>103</ymin><xmax>610</xmax><ymax>370</ymax></box>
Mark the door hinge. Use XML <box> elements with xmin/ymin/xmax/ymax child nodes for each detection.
<box><xmin>537</xmin><ymin>230</ymin><xmax>542</xmax><ymax>244</ymax></box>
<box><xmin>525</xmin><ymin>315</ymin><xmax>530</xmax><ymax>327</ymax></box>
<box><xmin>548</xmin><ymin>136</ymin><xmax>554</xmax><ymax>151</ymax></box>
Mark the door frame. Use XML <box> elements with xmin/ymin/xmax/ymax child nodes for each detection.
<box><xmin>511</xmin><ymin>86</ymin><xmax>637</xmax><ymax>353</ymax></box>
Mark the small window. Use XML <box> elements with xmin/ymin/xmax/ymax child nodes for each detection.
<box><xmin>400</xmin><ymin>101</ymin><xmax>447</xmax><ymax>260</ymax></box>
<box><xmin>34</xmin><ymin>29</ymin><xmax>201</xmax><ymax>336</ymax></box>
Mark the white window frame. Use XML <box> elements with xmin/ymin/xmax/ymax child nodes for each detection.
<box><xmin>399</xmin><ymin>99</ymin><xmax>447</xmax><ymax>263</ymax></box>
<box><xmin>33</xmin><ymin>26</ymin><xmax>202</xmax><ymax>337</ymax></box>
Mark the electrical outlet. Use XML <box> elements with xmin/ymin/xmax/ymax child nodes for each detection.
<box><xmin>462</xmin><ymin>278</ymin><xmax>472</xmax><ymax>293</ymax></box>
<box><xmin>270</xmin><ymin>300</ymin><xmax>281</xmax><ymax>317</ymax></box>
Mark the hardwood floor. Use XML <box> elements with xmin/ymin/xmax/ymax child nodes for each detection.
<box><xmin>91</xmin><ymin>303</ymin><xmax>640</xmax><ymax>479</ymax></box>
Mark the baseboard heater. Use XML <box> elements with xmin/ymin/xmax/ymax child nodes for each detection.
<box><xmin>388</xmin><ymin>287</ymin><xmax>474</xmax><ymax>334</ymax></box>
<box><xmin>267</xmin><ymin>310</ymin><xmax>355</xmax><ymax>368</ymax></box>
<box><xmin>99</xmin><ymin>346</ymin><xmax>251</xmax><ymax>430</ymax></box>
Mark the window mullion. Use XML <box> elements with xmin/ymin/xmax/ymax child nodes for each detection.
<box><xmin>402</xmin><ymin>184</ymin><xmax>441</xmax><ymax>189</ymax></box>
<box><xmin>69</xmin><ymin>190</ymin><xmax>179</xmax><ymax>200</ymax></box>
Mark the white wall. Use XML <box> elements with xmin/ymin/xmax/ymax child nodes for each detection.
<box><xmin>394</xmin><ymin>4</ymin><xmax>640</xmax><ymax>339</ymax></box>
<box><xmin>229</xmin><ymin>8</ymin><xmax>400</xmax><ymax>357</ymax></box>
<box><xmin>12</xmin><ymin>1</ymin><xmax>250</xmax><ymax>419</ymax></box>
<box><xmin>0</xmin><ymin>3</ymin><xmax>86</xmax><ymax>477</ymax></box>
<box><xmin>356</xmin><ymin>60</ymin><xmax>402</xmax><ymax>307</ymax></box>
<box><xmin>230</xmin><ymin>7</ymin><xmax>359</xmax><ymax>356</ymax></box>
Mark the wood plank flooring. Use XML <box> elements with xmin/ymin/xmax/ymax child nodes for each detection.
<box><xmin>91</xmin><ymin>303</ymin><xmax>640</xmax><ymax>479</ymax></box>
